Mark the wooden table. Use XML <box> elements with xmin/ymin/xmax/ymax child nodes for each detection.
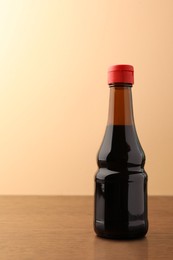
<box><xmin>0</xmin><ymin>196</ymin><xmax>172</xmax><ymax>259</ymax></box>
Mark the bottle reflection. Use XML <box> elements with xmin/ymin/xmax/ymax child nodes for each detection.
<box><xmin>93</xmin><ymin>236</ymin><xmax>148</xmax><ymax>260</ymax></box>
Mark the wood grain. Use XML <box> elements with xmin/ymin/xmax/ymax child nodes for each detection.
<box><xmin>0</xmin><ymin>196</ymin><xmax>172</xmax><ymax>260</ymax></box>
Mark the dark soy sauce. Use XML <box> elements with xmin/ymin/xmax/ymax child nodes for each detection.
<box><xmin>94</xmin><ymin>125</ymin><xmax>148</xmax><ymax>239</ymax></box>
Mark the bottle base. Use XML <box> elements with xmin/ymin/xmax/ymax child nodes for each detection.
<box><xmin>95</xmin><ymin>230</ymin><xmax>147</xmax><ymax>240</ymax></box>
<box><xmin>94</xmin><ymin>220</ymin><xmax>148</xmax><ymax>240</ymax></box>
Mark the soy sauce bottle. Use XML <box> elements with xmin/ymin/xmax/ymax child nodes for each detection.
<box><xmin>94</xmin><ymin>65</ymin><xmax>148</xmax><ymax>239</ymax></box>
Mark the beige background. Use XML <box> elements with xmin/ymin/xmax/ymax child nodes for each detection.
<box><xmin>0</xmin><ymin>0</ymin><xmax>172</xmax><ymax>195</ymax></box>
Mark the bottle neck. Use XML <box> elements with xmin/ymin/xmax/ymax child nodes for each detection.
<box><xmin>107</xmin><ymin>84</ymin><xmax>135</xmax><ymax>125</ymax></box>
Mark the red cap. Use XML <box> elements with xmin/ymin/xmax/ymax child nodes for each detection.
<box><xmin>108</xmin><ymin>64</ymin><xmax>134</xmax><ymax>85</ymax></box>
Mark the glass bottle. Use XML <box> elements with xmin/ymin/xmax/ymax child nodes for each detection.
<box><xmin>94</xmin><ymin>64</ymin><xmax>148</xmax><ymax>239</ymax></box>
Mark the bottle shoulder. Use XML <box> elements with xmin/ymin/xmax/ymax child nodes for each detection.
<box><xmin>97</xmin><ymin>125</ymin><xmax>145</xmax><ymax>170</ymax></box>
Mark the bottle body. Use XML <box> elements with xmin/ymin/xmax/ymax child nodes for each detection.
<box><xmin>94</xmin><ymin>66</ymin><xmax>148</xmax><ymax>239</ymax></box>
<box><xmin>94</xmin><ymin>125</ymin><xmax>148</xmax><ymax>239</ymax></box>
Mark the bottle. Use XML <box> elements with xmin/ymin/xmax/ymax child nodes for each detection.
<box><xmin>94</xmin><ymin>64</ymin><xmax>148</xmax><ymax>239</ymax></box>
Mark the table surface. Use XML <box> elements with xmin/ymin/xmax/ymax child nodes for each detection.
<box><xmin>0</xmin><ymin>196</ymin><xmax>172</xmax><ymax>260</ymax></box>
